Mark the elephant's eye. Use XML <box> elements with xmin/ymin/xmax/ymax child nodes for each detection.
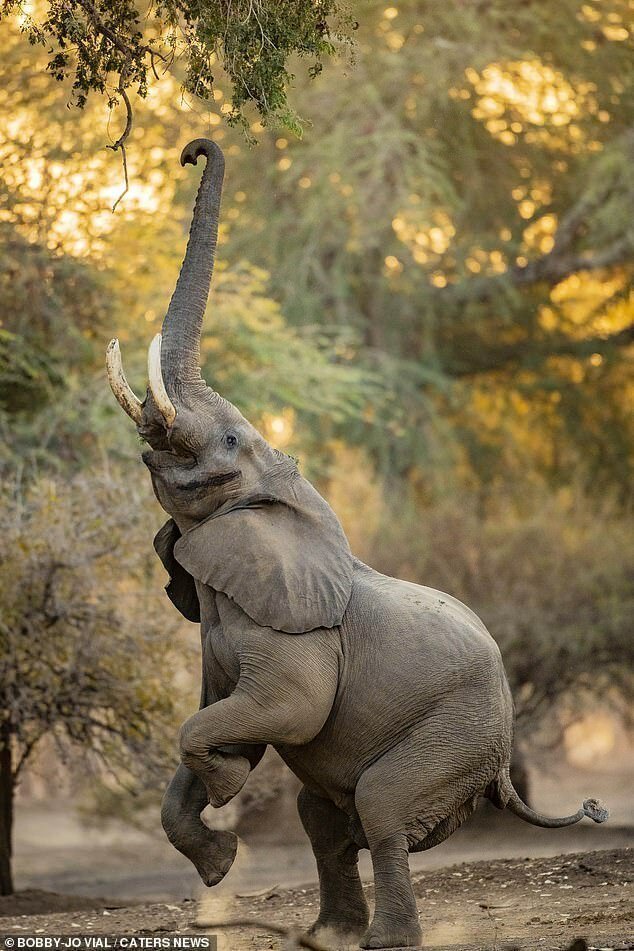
<box><xmin>225</xmin><ymin>432</ymin><xmax>238</xmax><ymax>449</ymax></box>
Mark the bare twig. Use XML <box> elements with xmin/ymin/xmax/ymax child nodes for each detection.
<box><xmin>479</xmin><ymin>901</ymin><xmax>503</xmax><ymax>951</ymax></box>
<box><xmin>107</xmin><ymin>66</ymin><xmax>132</xmax><ymax>211</ymax></box>
<box><xmin>70</xmin><ymin>0</ymin><xmax>170</xmax><ymax>207</ymax></box>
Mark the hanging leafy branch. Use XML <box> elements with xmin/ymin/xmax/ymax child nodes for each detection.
<box><xmin>2</xmin><ymin>0</ymin><xmax>354</xmax><ymax>139</ymax></box>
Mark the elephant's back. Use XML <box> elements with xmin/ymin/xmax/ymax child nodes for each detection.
<box><xmin>342</xmin><ymin>559</ymin><xmax>498</xmax><ymax>661</ymax></box>
<box><xmin>333</xmin><ymin>560</ymin><xmax>509</xmax><ymax>738</ymax></box>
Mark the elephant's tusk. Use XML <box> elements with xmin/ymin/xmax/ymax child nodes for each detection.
<box><xmin>105</xmin><ymin>338</ymin><xmax>143</xmax><ymax>424</ymax></box>
<box><xmin>148</xmin><ymin>333</ymin><xmax>177</xmax><ymax>427</ymax></box>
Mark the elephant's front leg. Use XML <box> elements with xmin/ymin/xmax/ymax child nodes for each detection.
<box><xmin>161</xmin><ymin>763</ymin><xmax>236</xmax><ymax>887</ymax></box>
<box><xmin>191</xmin><ymin>746</ymin><xmax>252</xmax><ymax>808</ymax></box>
<box><xmin>162</xmin><ymin>744</ymin><xmax>265</xmax><ymax>887</ymax></box>
<box><xmin>297</xmin><ymin>786</ymin><xmax>369</xmax><ymax>944</ymax></box>
<box><xmin>179</xmin><ymin>629</ymin><xmax>339</xmax><ymax>804</ymax></box>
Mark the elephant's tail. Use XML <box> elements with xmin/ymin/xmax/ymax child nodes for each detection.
<box><xmin>488</xmin><ymin>766</ymin><xmax>609</xmax><ymax>829</ymax></box>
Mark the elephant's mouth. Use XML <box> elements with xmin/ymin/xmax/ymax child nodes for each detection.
<box><xmin>180</xmin><ymin>469</ymin><xmax>242</xmax><ymax>492</ymax></box>
<box><xmin>142</xmin><ymin>449</ymin><xmax>197</xmax><ymax>472</ymax></box>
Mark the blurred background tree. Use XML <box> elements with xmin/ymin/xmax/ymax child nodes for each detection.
<box><xmin>0</xmin><ymin>0</ymin><xmax>632</xmax><ymax>892</ymax></box>
<box><xmin>221</xmin><ymin>0</ymin><xmax>634</xmax><ymax>494</ymax></box>
<box><xmin>0</xmin><ymin>472</ymin><xmax>183</xmax><ymax>894</ymax></box>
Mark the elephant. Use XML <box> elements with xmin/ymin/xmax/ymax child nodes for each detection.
<box><xmin>106</xmin><ymin>139</ymin><xmax>608</xmax><ymax>950</ymax></box>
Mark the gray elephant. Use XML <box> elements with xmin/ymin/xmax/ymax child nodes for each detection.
<box><xmin>106</xmin><ymin>139</ymin><xmax>608</xmax><ymax>950</ymax></box>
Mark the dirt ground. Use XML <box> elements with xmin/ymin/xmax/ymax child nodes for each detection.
<box><xmin>2</xmin><ymin>848</ymin><xmax>632</xmax><ymax>951</ymax></box>
<box><xmin>6</xmin><ymin>755</ymin><xmax>633</xmax><ymax>947</ymax></box>
<box><xmin>11</xmin><ymin>757</ymin><xmax>634</xmax><ymax>902</ymax></box>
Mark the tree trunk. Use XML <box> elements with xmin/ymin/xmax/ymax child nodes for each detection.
<box><xmin>0</xmin><ymin>726</ymin><xmax>14</xmax><ymax>895</ymax></box>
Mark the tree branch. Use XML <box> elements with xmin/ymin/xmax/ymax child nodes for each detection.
<box><xmin>439</xmin><ymin>156</ymin><xmax>633</xmax><ymax>307</ymax></box>
<box><xmin>73</xmin><ymin>0</ymin><xmax>133</xmax><ymax>58</ymax></box>
<box><xmin>14</xmin><ymin>731</ymin><xmax>46</xmax><ymax>780</ymax></box>
<box><xmin>107</xmin><ymin>65</ymin><xmax>132</xmax><ymax>211</ymax></box>
<box><xmin>512</xmin><ymin>236</ymin><xmax>633</xmax><ymax>288</ymax></box>
<box><xmin>70</xmin><ymin>0</ymin><xmax>168</xmax><ymax>209</ymax></box>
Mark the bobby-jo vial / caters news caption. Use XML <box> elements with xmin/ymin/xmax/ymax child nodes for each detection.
<box><xmin>2</xmin><ymin>938</ymin><xmax>216</xmax><ymax>950</ymax></box>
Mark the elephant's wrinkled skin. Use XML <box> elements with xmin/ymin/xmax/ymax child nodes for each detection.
<box><xmin>106</xmin><ymin>140</ymin><xmax>608</xmax><ymax>950</ymax></box>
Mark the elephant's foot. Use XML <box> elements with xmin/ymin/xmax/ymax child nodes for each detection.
<box><xmin>181</xmin><ymin>749</ymin><xmax>251</xmax><ymax>808</ymax></box>
<box><xmin>306</xmin><ymin>878</ymin><xmax>370</xmax><ymax>946</ymax></box>
<box><xmin>307</xmin><ymin>915</ymin><xmax>368</xmax><ymax>949</ymax></box>
<box><xmin>360</xmin><ymin>918</ymin><xmax>423</xmax><ymax>950</ymax></box>
<box><xmin>188</xmin><ymin>829</ymin><xmax>239</xmax><ymax>887</ymax></box>
<box><xmin>161</xmin><ymin>764</ymin><xmax>242</xmax><ymax>888</ymax></box>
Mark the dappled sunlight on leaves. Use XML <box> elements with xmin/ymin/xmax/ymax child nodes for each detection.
<box><xmin>467</xmin><ymin>59</ymin><xmax>602</xmax><ymax>152</ymax></box>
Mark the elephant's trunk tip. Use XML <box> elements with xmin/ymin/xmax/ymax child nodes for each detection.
<box><xmin>180</xmin><ymin>138</ymin><xmax>225</xmax><ymax>170</ymax></box>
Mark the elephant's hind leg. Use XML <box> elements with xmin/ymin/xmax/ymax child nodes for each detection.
<box><xmin>297</xmin><ymin>786</ymin><xmax>369</xmax><ymax>944</ymax></box>
<box><xmin>355</xmin><ymin>721</ymin><xmax>497</xmax><ymax>949</ymax></box>
<box><xmin>357</xmin><ymin>830</ymin><xmax>421</xmax><ymax>950</ymax></box>
<box><xmin>355</xmin><ymin>747</ymin><xmax>423</xmax><ymax>949</ymax></box>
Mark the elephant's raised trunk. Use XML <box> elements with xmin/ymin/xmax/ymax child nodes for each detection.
<box><xmin>160</xmin><ymin>139</ymin><xmax>225</xmax><ymax>394</ymax></box>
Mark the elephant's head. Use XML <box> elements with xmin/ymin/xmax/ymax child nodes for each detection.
<box><xmin>106</xmin><ymin>140</ymin><xmax>353</xmax><ymax>633</ymax></box>
<box><xmin>106</xmin><ymin>139</ymin><xmax>288</xmax><ymax>529</ymax></box>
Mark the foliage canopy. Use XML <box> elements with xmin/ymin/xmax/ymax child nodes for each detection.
<box><xmin>1</xmin><ymin>0</ymin><xmax>353</xmax><ymax>136</ymax></box>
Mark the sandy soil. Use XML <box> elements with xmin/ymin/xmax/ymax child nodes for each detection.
<box><xmin>2</xmin><ymin>849</ymin><xmax>632</xmax><ymax>951</ymax></box>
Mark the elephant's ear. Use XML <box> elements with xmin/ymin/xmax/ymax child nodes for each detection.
<box><xmin>173</xmin><ymin>478</ymin><xmax>353</xmax><ymax>633</ymax></box>
<box><xmin>153</xmin><ymin>518</ymin><xmax>201</xmax><ymax>623</ymax></box>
